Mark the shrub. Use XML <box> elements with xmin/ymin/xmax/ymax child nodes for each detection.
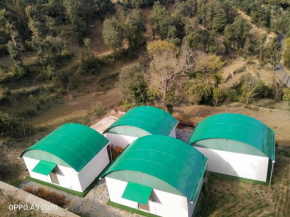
<box><xmin>0</xmin><ymin>112</ymin><xmax>33</xmax><ymax>138</ymax></box>
<box><xmin>0</xmin><ymin>86</ymin><xmax>11</xmax><ymax>101</ymax></box>
<box><xmin>81</xmin><ymin>52</ymin><xmax>100</xmax><ymax>74</ymax></box>
<box><xmin>84</xmin><ymin>102</ymin><xmax>107</xmax><ymax>125</ymax></box>
<box><xmin>24</xmin><ymin>187</ymin><xmax>67</xmax><ymax>207</ymax></box>
<box><xmin>112</xmin><ymin>146</ymin><xmax>124</xmax><ymax>160</ymax></box>
<box><xmin>226</xmin><ymin>89</ymin><xmax>239</xmax><ymax>102</ymax></box>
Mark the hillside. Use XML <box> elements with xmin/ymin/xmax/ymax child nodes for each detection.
<box><xmin>1</xmin><ymin>0</ymin><xmax>290</xmax><ymax>216</ymax></box>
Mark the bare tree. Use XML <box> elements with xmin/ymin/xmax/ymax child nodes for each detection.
<box><xmin>146</xmin><ymin>46</ymin><xmax>204</xmax><ymax>109</ymax></box>
<box><xmin>272</xmin><ymin>76</ymin><xmax>285</xmax><ymax>100</ymax></box>
<box><xmin>240</xmin><ymin>73</ymin><xmax>259</xmax><ymax>105</ymax></box>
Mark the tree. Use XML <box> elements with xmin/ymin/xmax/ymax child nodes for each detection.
<box><xmin>150</xmin><ymin>2</ymin><xmax>182</xmax><ymax>43</ymax></box>
<box><xmin>174</xmin><ymin>0</ymin><xmax>195</xmax><ymax>21</ymax></box>
<box><xmin>224</xmin><ymin>17</ymin><xmax>252</xmax><ymax>52</ymax></box>
<box><xmin>117</xmin><ymin>63</ymin><xmax>148</xmax><ymax>105</ymax></box>
<box><xmin>239</xmin><ymin>74</ymin><xmax>259</xmax><ymax>104</ymax></box>
<box><xmin>283</xmin><ymin>88</ymin><xmax>290</xmax><ymax>107</ymax></box>
<box><xmin>129</xmin><ymin>75</ymin><xmax>148</xmax><ymax>105</ymax></box>
<box><xmin>147</xmin><ymin>40</ymin><xmax>179</xmax><ymax>57</ymax></box>
<box><xmin>95</xmin><ymin>0</ymin><xmax>115</xmax><ymax>18</ymax></box>
<box><xmin>183</xmin><ymin>18</ymin><xmax>209</xmax><ymax>51</ymax></box>
<box><xmin>272</xmin><ymin>76</ymin><xmax>285</xmax><ymax>100</ymax></box>
<box><xmin>26</xmin><ymin>4</ymin><xmax>66</xmax><ymax>76</ymax></box>
<box><xmin>213</xmin><ymin>86</ymin><xmax>223</xmax><ymax>106</ymax></box>
<box><xmin>283</xmin><ymin>38</ymin><xmax>290</xmax><ymax>68</ymax></box>
<box><xmin>64</xmin><ymin>0</ymin><xmax>95</xmax><ymax>43</ymax></box>
<box><xmin>0</xmin><ymin>9</ymin><xmax>25</xmax><ymax>64</ymax></box>
<box><xmin>195</xmin><ymin>54</ymin><xmax>224</xmax><ymax>75</ymax></box>
<box><xmin>259</xmin><ymin>37</ymin><xmax>282</xmax><ymax>66</ymax></box>
<box><xmin>183</xmin><ymin>74</ymin><xmax>213</xmax><ymax>104</ymax></box>
<box><xmin>102</xmin><ymin>17</ymin><xmax>124</xmax><ymax>54</ymax></box>
<box><xmin>122</xmin><ymin>9</ymin><xmax>146</xmax><ymax>51</ymax></box>
<box><xmin>146</xmin><ymin>43</ymin><xmax>204</xmax><ymax>110</ymax></box>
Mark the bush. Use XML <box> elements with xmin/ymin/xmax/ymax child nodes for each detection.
<box><xmin>226</xmin><ymin>89</ymin><xmax>239</xmax><ymax>102</ymax></box>
<box><xmin>0</xmin><ymin>86</ymin><xmax>11</xmax><ymax>101</ymax></box>
<box><xmin>24</xmin><ymin>187</ymin><xmax>67</xmax><ymax>207</ymax></box>
<box><xmin>0</xmin><ymin>112</ymin><xmax>33</xmax><ymax>138</ymax></box>
<box><xmin>81</xmin><ymin>52</ymin><xmax>100</xmax><ymax>74</ymax></box>
<box><xmin>84</xmin><ymin>102</ymin><xmax>107</xmax><ymax>125</ymax></box>
<box><xmin>112</xmin><ymin>146</ymin><xmax>124</xmax><ymax>160</ymax></box>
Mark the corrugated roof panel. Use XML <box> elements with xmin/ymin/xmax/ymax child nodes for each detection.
<box><xmin>188</xmin><ymin>113</ymin><xmax>275</xmax><ymax>161</ymax></box>
<box><xmin>21</xmin><ymin>123</ymin><xmax>110</xmax><ymax>172</ymax></box>
<box><xmin>104</xmin><ymin>106</ymin><xmax>178</xmax><ymax>136</ymax></box>
<box><xmin>101</xmin><ymin>135</ymin><xmax>208</xmax><ymax>201</ymax></box>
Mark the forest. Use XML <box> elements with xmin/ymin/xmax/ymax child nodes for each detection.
<box><xmin>0</xmin><ymin>0</ymin><xmax>289</xmax><ymax>137</ymax></box>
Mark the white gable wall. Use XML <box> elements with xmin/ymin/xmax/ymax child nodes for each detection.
<box><xmin>168</xmin><ymin>126</ymin><xmax>176</xmax><ymax>138</ymax></box>
<box><xmin>195</xmin><ymin>147</ymin><xmax>269</xmax><ymax>182</ymax></box>
<box><xmin>105</xmin><ymin>133</ymin><xmax>137</xmax><ymax>149</ymax></box>
<box><xmin>23</xmin><ymin>156</ymin><xmax>82</xmax><ymax>191</ymax></box>
<box><xmin>23</xmin><ymin>146</ymin><xmax>110</xmax><ymax>192</ymax></box>
<box><xmin>105</xmin><ymin>177</ymin><xmax>197</xmax><ymax>217</ymax></box>
<box><xmin>78</xmin><ymin>144</ymin><xmax>110</xmax><ymax>191</ymax></box>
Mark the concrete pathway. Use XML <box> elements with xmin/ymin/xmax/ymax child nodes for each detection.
<box><xmin>19</xmin><ymin>179</ymin><xmax>142</xmax><ymax>217</ymax></box>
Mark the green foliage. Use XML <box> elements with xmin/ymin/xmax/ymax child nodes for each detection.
<box><xmin>0</xmin><ymin>8</ymin><xmax>26</xmax><ymax>63</ymax></box>
<box><xmin>84</xmin><ymin>102</ymin><xmax>107</xmax><ymax>125</ymax></box>
<box><xmin>103</xmin><ymin>17</ymin><xmax>124</xmax><ymax>53</ymax></box>
<box><xmin>283</xmin><ymin>38</ymin><xmax>290</xmax><ymax>69</ymax></box>
<box><xmin>272</xmin><ymin>10</ymin><xmax>290</xmax><ymax>35</ymax></box>
<box><xmin>95</xmin><ymin>0</ymin><xmax>115</xmax><ymax>18</ymax></box>
<box><xmin>213</xmin><ymin>87</ymin><xmax>224</xmax><ymax>106</ymax></box>
<box><xmin>234</xmin><ymin>0</ymin><xmax>271</xmax><ymax>27</ymax></box>
<box><xmin>183</xmin><ymin>18</ymin><xmax>209</xmax><ymax>51</ymax></box>
<box><xmin>150</xmin><ymin>2</ymin><xmax>183</xmax><ymax>44</ymax></box>
<box><xmin>147</xmin><ymin>40</ymin><xmax>179</xmax><ymax>57</ymax></box>
<box><xmin>195</xmin><ymin>55</ymin><xmax>225</xmax><ymax>74</ymax></box>
<box><xmin>226</xmin><ymin>89</ymin><xmax>239</xmax><ymax>102</ymax></box>
<box><xmin>184</xmin><ymin>74</ymin><xmax>213</xmax><ymax>104</ymax></box>
<box><xmin>0</xmin><ymin>86</ymin><xmax>10</xmax><ymax>101</ymax></box>
<box><xmin>122</xmin><ymin>9</ymin><xmax>146</xmax><ymax>51</ymax></box>
<box><xmin>283</xmin><ymin>88</ymin><xmax>290</xmax><ymax>107</ymax></box>
<box><xmin>259</xmin><ymin>37</ymin><xmax>282</xmax><ymax>66</ymax></box>
<box><xmin>224</xmin><ymin>17</ymin><xmax>252</xmax><ymax>52</ymax></box>
<box><xmin>117</xmin><ymin>63</ymin><xmax>148</xmax><ymax>105</ymax></box>
<box><xmin>64</xmin><ymin>0</ymin><xmax>95</xmax><ymax>43</ymax></box>
<box><xmin>81</xmin><ymin>52</ymin><xmax>100</xmax><ymax>74</ymax></box>
<box><xmin>231</xmin><ymin>74</ymin><xmax>272</xmax><ymax>105</ymax></box>
<box><xmin>174</xmin><ymin>0</ymin><xmax>196</xmax><ymax>21</ymax></box>
<box><xmin>198</xmin><ymin>0</ymin><xmax>237</xmax><ymax>33</ymax></box>
<box><xmin>0</xmin><ymin>111</ymin><xmax>33</xmax><ymax>138</ymax></box>
<box><xmin>128</xmin><ymin>75</ymin><xmax>148</xmax><ymax>105</ymax></box>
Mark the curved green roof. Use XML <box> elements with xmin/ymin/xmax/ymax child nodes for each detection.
<box><xmin>101</xmin><ymin>135</ymin><xmax>208</xmax><ymax>201</ymax></box>
<box><xmin>21</xmin><ymin>123</ymin><xmax>109</xmax><ymax>172</ymax></box>
<box><xmin>188</xmin><ymin>113</ymin><xmax>275</xmax><ymax>161</ymax></box>
<box><xmin>104</xmin><ymin>106</ymin><xmax>178</xmax><ymax>136</ymax></box>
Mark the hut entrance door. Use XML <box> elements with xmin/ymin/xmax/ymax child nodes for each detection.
<box><xmin>138</xmin><ymin>203</ymin><xmax>150</xmax><ymax>212</ymax></box>
<box><xmin>50</xmin><ymin>169</ymin><xmax>59</xmax><ymax>185</ymax></box>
